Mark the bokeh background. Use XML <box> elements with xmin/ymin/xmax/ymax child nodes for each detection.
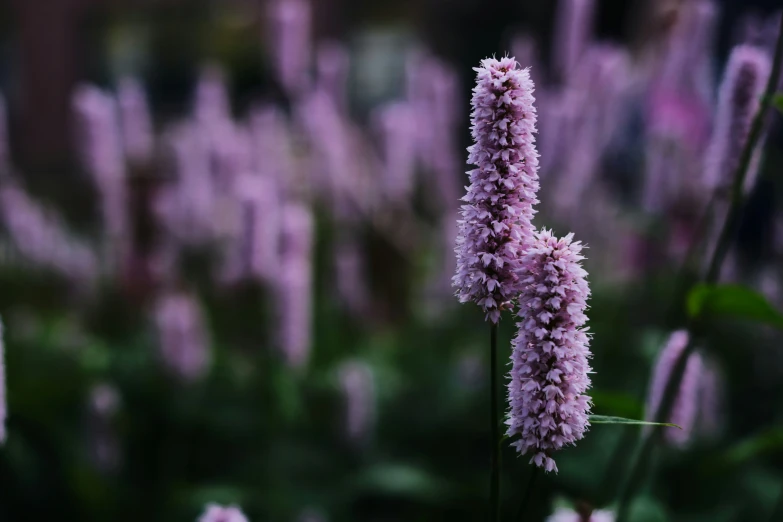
<box><xmin>0</xmin><ymin>0</ymin><xmax>782</xmax><ymax>520</ymax></box>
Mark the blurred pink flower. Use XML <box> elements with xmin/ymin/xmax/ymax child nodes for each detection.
<box><xmin>645</xmin><ymin>330</ymin><xmax>703</xmax><ymax>447</ymax></box>
<box><xmin>703</xmin><ymin>44</ymin><xmax>771</xmax><ymax>194</ymax></box>
<box><xmin>198</xmin><ymin>503</ymin><xmax>249</xmax><ymax>522</ymax></box>
<box><xmin>547</xmin><ymin>507</ymin><xmax>614</xmax><ymax>522</ymax></box>
<box><xmin>153</xmin><ymin>289</ymin><xmax>212</xmax><ymax>381</ymax></box>
<box><xmin>275</xmin><ymin>202</ymin><xmax>314</xmax><ymax>368</ymax></box>
<box><xmin>267</xmin><ymin>0</ymin><xmax>312</xmax><ymax>97</ymax></box>
<box><xmin>338</xmin><ymin>360</ymin><xmax>375</xmax><ymax>442</ymax></box>
<box><xmin>553</xmin><ymin>0</ymin><xmax>595</xmax><ymax>84</ymax></box>
<box><xmin>117</xmin><ymin>77</ymin><xmax>154</xmax><ymax>165</ymax></box>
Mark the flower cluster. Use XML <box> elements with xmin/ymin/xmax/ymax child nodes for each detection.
<box><xmin>453</xmin><ymin>57</ymin><xmax>540</xmax><ymax>323</ymax></box>
<box><xmin>506</xmin><ymin>229</ymin><xmax>592</xmax><ymax>472</ymax></box>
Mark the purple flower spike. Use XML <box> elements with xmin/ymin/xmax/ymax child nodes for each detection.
<box><xmin>506</xmin><ymin>229</ymin><xmax>592</xmax><ymax>473</ymax></box>
<box><xmin>553</xmin><ymin>0</ymin><xmax>595</xmax><ymax>84</ymax></box>
<box><xmin>194</xmin><ymin>64</ymin><xmax>231</xmax><ymax>124</ymax></box>
<box><xmin>198</xmin><ymin>503</ymin><xmax>249</xmax><ymax>522</ymax></box>
<box><xmin>453</xmin><ymin>57</ymin><xmax>540</xmax><ymax>323</ymax></box>
<box><xmin>267</xmin><ymin>0</ymin><xmax>312</xmax><ymax>97</ymax></box>
<box><xmin>316</xmin><ymin>41</ymin><xmax>350</xmax><ymax>111</ymax></box>
<box><xmin>373</xmin><ymin>101</ymin><xmax>417</xmax><ymax>204</ymax></box>
<box><xmin>703</xmin><ymin>45</ymin><xmax>771</xmax><ymax>194</ymax></box>
<box><xmin>153</xmin><ymin>289</ymin><xmax>212</xmax><ymax>382</ymax></box>
<box><xmin>117</xmin><ymin>77</ymin><xmax>154</xmax><ymax>165</ymax></box>
<box><xmin>645</xmin><ymin>330</ymin><xmax>703</xmax><ymax>447</ymax></box>
<box><xmin>275</xmin><ymin>202</ymin><xmax>314</xmax><ymax>368</ymax></box>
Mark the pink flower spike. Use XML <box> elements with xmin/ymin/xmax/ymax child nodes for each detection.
<box><xmin>506</xmin><ymin>229</ymin><xmax>592</xmax><ymax>472</ymax></box>
<box><xmin>453</xmin><ymin>57</ymin><xmax>540</xmax><ymax>323</ymax></box>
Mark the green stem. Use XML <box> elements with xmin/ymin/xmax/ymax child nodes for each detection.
<box><xmin>490</xmin><ymin>322</ymin><xmax>501</xmax><ymax>522</ymax></box>
<box><xmin>516</xmin><ymin>466</ymin><xmax>538</xmax><ymax>520</ymax></box>
<box><xmin>598</xmin><ymin>426</ymin><xmax>637</xmax><ymax>504</ymax></box>
<box><xmin>705</xmin><ymin>18</ymin><xmax>783</xmax><ymax>285</ymax></box>
<box><xmin>770</xmin><ymin>483</ymin><xmax>783</xmax><ymax>522</ymax></box>
<box><xmin>616</xmin><ymin>15</ymin><xmax>783</xmax><ymax>522</ymax></box>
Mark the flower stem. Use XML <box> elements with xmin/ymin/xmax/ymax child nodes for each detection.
<box><xmin>490</xmin><ymin>321</ymin><xmax>501</xmax><ymax>522</ymax></box>
<box><xmin>516</xmin><ymin>466</ymin><xmax>538</xmax><ymax>520</ymax></box>
<box><xmin>616</xmin><ymin>15</ymin><xmax>783</xmax><ymax>522</ymax></box>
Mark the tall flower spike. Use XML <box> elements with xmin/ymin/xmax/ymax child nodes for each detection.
<box><xmin>453</xmin><ymin>57</ymin><xmax>540</xmax><ymax>323</ymax></box>
<box><xmin>506</xmin><ymin>229</ymin><xmax>592</xmax><ymax>472</ymax></box>
<box><xmin>267</xmin><ymin>0</ymin><xmax>312</xmax><ymax>97</ymax></box>
<box><xmin>72</xmin><ymin>84</ymin><xmax>129</xmax><ymax>270</ymax></box>
<box><xmin>645</xmin><ymin>330</ymin><xmax>703</xmax><ymax>447</ymax></box>
<box><xmin>117</xmin><ymin>77</ymin><xmax>153</xmax><ymax>165</ymax></box>
<box><xmin>275</xmin><ymin>201</ymin><xmax>314</xmax><ymax>368</ymax></box>
<box><xmin>198</xmin><ymin>503</ymin><xmax>249</xmax><ymax>522</ymax></box>
<box><xmin>153</xmin><ymin>289</ymin><xmax>212</xmax><ymax>382</ymax></box>
<box><xmin>703</xmin><ymin>45</ymin><xmax>771</xmax><ymax>194</ymax></box>
<box><xmin>553</xmin><ymin>0</ymin><xmax>595</xmax><ymax>84</ymax></box>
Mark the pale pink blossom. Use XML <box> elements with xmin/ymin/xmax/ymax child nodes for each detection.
<box><xmin>454</xmin><ymin>57</ymin><xmax>540</xmax><ymax>323</ymax></box>
<box><xmin>506</xmin><ymin>230</ymin><xmax>592</xmax><ymax>472</ymax></box>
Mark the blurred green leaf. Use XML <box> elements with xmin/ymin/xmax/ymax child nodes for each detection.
<box><xmin>686</xmin><ymin>284</ymin><xmax>783</xmax><ymax>328</ymax></box>
<box><xmin>80</xmin><ymin>342</ymin><xmax>111</xmax><ymax>375</ymax></box>
<box><xmin>273</xmin><ymin>370</ymin><xmax>303</xmax><ymax>423</ymax></box>
<box><xmin>590</xmin><ymin>415</ymin><xmax>680</xmax><ymax>429</ymax></box>
<box><xmin>629</xmin><ymin>496</ymin><xmax>669</xmax><ymax>522</ymax></box>
<box><xmin>724</xmin><ymin>428</ymin><xmax>783</xmax><ymax>466</ymax></box>
<box><xmin>774</xmin><ymin>93</ymin><xmax>783</xmax><ymax>114</ymax></box>
<box><xmin>354</xmin><ymin>464</ymin><xmax>447</xmax><ymax>500</ymax></box>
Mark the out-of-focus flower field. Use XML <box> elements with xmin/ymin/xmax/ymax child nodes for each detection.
<box><xmin>0</xmin><ymin>0</ymin><xmax>782</xmax><ymax>521</ymax></box>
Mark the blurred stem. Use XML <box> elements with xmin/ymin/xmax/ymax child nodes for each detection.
<box><xmin>616</xmin><ymin>15</ymin><xmax>783</xmax><ymax>522</ymax></box>
<box><xmin>665</xmin><ymin>195</ymin><xmax>716</xmax><ymax>323</ymax></box>
<box><xmin>770</xmin><ymin>483</ymin><xmax>783</xmax><ymax>522</ymax></box>
<box><xmin>705</xmin><ymin>14</ymin><xmax>783</xmax><ymax>285</ymax></box>
<box><xmin>516</xmin><ymin>466</ymin><xmax>538</xmax><ymax>520</ymax></box>
<box><xmin>490</xmin><ymin>321</ymin><xmax>500</xmax><ymax>522</ymax></box>
<box><xmin>598</xmin><ymin>425</ymin><xmax>636</xmax><ymax>504</ymax></box>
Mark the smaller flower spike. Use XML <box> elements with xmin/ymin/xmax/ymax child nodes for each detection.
<box><xmin>703</xmin><ymin>45</ymin><xmax>771</xmax><ymax>194</ymax></box>
<box><xmin>506</xmin><ymin>229</ymin><xmax>592</xmax><ymax>472</ymax></box>
<box><xmin>453</xmin><ymin>57</ymin><xmax>540</xmax><ymax>323</ymax></box>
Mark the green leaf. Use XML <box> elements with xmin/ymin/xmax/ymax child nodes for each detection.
<box><xmin>686</xmin><ymin>283</ymin><xmax>783</xmax><ymax>328</ymax></box>
<box><xmin>589</xmin><ymin>415</ymin><xmax>681</xmax><ymax>429</ymax></box>
<box><xmin>774</xmin><ymin>93</ymin><xmax>783</xmax><ymax>115</ymax></box>
<box><xmin>724</xmin><ymin>428</ymin><xmax>783</xmax><ymax>466</ymax></box>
